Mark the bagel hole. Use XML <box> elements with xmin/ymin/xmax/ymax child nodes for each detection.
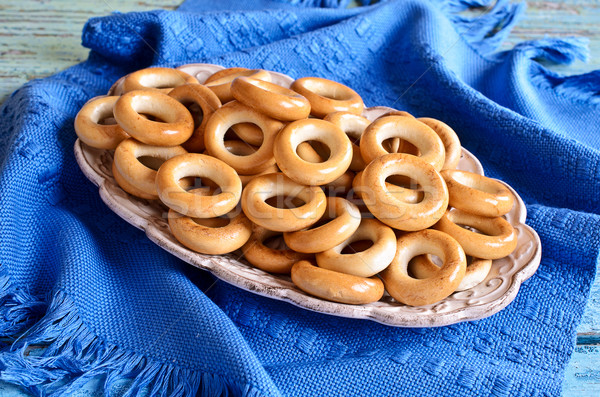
<box><xmin>138</xmin><ymin>113</ymin><xmax>166</xmax><ymax>122</ymax></box>
<box><xmin>385</xmin><ymin>175</ymin><xmax>421</xmax><ymax>190</ymax></box>
<box><xmin>192</xmin><ymin>217</ymin><xmax>231</xmax><ymax>228</ymax></box>
<box><xmin>296</xmin><ymin>140</ymin><xmax>331</xmax><ymax>163</ymax></box>
<box><xmin>341</xmin><ymin>240</ymin><xmax>373</xmax><ymax>254</ymax></box>
<box><xmin>304</xmin><ymin>81</ymin><xmax>352</xmax><ymax>100</ymax></box>
<box><xmin>226</xmin><ymin>123</ymin><xmax>264</xmax><ymax>146</ymax></box>
<box><xmin>456</xmin><ymin>224</ymin><xmax>487</xmax><ymax>235</ymax></box>
<box><xmin>98</xmin><ymin>116</ymin><xmax>118</xmax><ymax>125</ymax></box>
<box><xmin>382</xmin><ymin>138</ymin><xmax>419</xmax><ymax>155</ymax></box>
<box><xmin>263</xmin><ymin>234</ymin><xmax>289</xmax><ymax>250</ymax></box>
<box><xmin>150</xmin><ymin>83</ymin><xmax>176</xmax><ymax>89</ymax></box>
<box><xmin>185</xmin><ymin>177</ymin><xmax>222</xmax><ymax>194</ymax></box>
<box><xmin>407</xmin><ymin>255</ymin><xmax>443</xmax><ymax>278</ymax></box>
<box><xmin>224</xmin><ymin>139</ymin><xmax>258</xmax><ymax>156</ymax></box>
<box><xmin>265</xmin><ymin>195</ymin><xmax>306</xmax><ymax>209</ymax></box>
<box><xmin>181</xmin><ymin>101</ymin><xmax>204</xmax><ymax>129</ymax></box>
<box><xmin>137</xmin><ymin>156</ymin><xmax>166</xmax><ymax>171</ymax></box>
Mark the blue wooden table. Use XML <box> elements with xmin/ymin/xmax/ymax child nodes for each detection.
<box><xmin>0</xmin><ymin>0</ymin><xmax>598</xmax><ymax>395</ymax></box>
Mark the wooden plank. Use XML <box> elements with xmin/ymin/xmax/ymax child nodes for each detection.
<box><xmin>0</xmin><ymin>0</ymin><xmax>180</xmax><ymax>104</ymax></box>
<box><xmin>563</xmin><ymin>345</ymin><xmax>600</xmax><ymax>396</ymax></box>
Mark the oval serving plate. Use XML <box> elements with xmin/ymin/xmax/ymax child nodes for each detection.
<box><xmin>75</xmin><ymin>64</ymin><xmax>541</xmax><ymax>327</ymax></box>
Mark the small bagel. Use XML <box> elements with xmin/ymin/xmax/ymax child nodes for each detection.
<box><xmin>113</xmin><ymin>90</ymin><xmax>194</xmax><ymax>146</ymax></box>
<box><xmin>273</xmin><ymin>119</ymin><xmax>352</xmax><ymax>186</ymax></box>
<box><xmin>441</xmin><ymin>170</ymin><xmax>514</xmax><ymax>217</ymax></box>
<box><xmin>156</xmin><ymin>153</ymin><xmax>242</xmax><ymax>218</ymax></box>
<box><xmin>241</xmin><ymin>173</ymin><xmax>327</xmax><ymax>232</ymax></box>
<box><xmin>316</xmin><ymin>218</ymin><xmax>396</xmax><ymax>277</ymax></box>
<box><xmin>205</xmin><ymin>68</ymin><xmax>271</xmax><ymax>103</ymax></box>
<box><xmin>168</xmin><ymin>208</ymin><xmax>252</xmax><ymax>255</ymax></box>
<box><xmin>291</xmin><ymin>77</ymin><xmax>364</xmax><ymax>118</ymax></box>
<box><xmin>291</xmin><ymin>260</ymin><xmax>384</xmax><ymax>304</ymax></box>
<box><xmin>360</xmin><ymin>153</ymin><xmax>449</xmax><ymax>231</ymax></box>
<box><xmin>231</xmin><ymin>77</ymin><xmax>310</xmax><ymax>121</ymax></box>
<box><xmin>380</xmin><ymin>229</ymin><xmax>466</xmax><ymax>306</ymax></box>
<box><xmin>323</xmin><ymin>111</ymin><xmax>370</xmax><ymax>172</ymax></box>
<box><xmin>418</xmin><ymin>117</ymin><xmax>461</xmax><ymax>170</ymax></box>
<box><xmin>433</xmin><ymin>209</ymin><xmax>518</xmax><ymax>259</ymax></box>
<box><xmin>74</xmin><ymin>96</ymin><xmax>129</xmax><ymax>150</ymax></box>
<box><xmin>121</xmin><ymin>67</ymin><xmax>199</xmax><ymax>94</ymax></box>
<box><xmin>409</xmin><ymin>254</ymin><xmax>492</xmax><ymax>291</ymax></box>
<box><xmin>204</xmin><ymin>101</ymin><xmax>283</xmax><ymax>174</ymax></box>
<box><xmin>168</xmin><ymin>83</ymin><xmax>221</xmax><ymax>153</ymax></box>
<box><xmin>360</xmin><ymin>116</ymin><xmax>445</xmax><ymax>171</ymax></box>
<box><xmin>113</xmin><ymin>138</ymin><xmax>188</xmax><ymax>199</ymax></box>
<box><xmin>284</xmin><ymin>197</ymin><xmax>361</xmax><ymax>253</ymax></box>
<box><xmin>242</xmin><ymin>225</ymin><xmax>311</xmax><ymax>274</ymax></box>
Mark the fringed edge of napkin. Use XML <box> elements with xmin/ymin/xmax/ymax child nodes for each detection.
<box><xmin>0</xmin><ymin>271</ymin><xmax>267</xmax><ymax>397</ymax></box>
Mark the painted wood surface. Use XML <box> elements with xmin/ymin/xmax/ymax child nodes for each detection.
<box><xmin>0</xmin><ymin>0</ymin><xmax>598</xmax><ymax>395</ymax></box>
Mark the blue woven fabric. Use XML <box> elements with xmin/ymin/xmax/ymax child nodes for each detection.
<box><xmin>1</xmin><ymin>0</ymin><xmax>599</xmax><ymax>395</ymax></box>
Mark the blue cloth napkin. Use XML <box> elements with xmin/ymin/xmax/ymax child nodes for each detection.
<box><xmin>1</xmin><ymin>0</ymin><xmax>599</xmax><ymax>395</ymax></box>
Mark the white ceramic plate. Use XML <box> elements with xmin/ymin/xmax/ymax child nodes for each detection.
<box><xmin>76</xmin><ymin>64</ymin><xmax>542</xmax><ymax>327</ymax></box>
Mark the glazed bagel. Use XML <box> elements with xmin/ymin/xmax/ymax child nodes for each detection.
<box><xmin>323</xmin><ymin>111</ymin><xmax>370</xmax><ymax>172</ymax></box>
<box><xmin>291</xmin><ymin>77</ymin><xmax>364</xmax><ymax>118</ymax></box>
<box><xmin>168</xmin><ymin>83</ymin><xmax>222</xmax><ymax>153</ymax></box>
<box><xmin>113</xmin><ymin>138</ymin><xmax>188</xmax><ymax>199</ymax></box>
<box><xmin>284</xmin><ymin>197</ymin><xmax>361</xmax><ymax>253</ymax></box>
<box><xmin>291</xmin><ymin>260</ymin><xmax>384</xmax><ymax>304</ymax></box>
<box><xmin>205</xmin><ymin>68</ymin><xmax>271</xmax><ymax>103</ymax></box>
<box><xmin>380</xmin><ymin>229</ymin><xmax>466</xmax><ymax>306</ymax></box>
<box><xmin>113</xmin><ymin>90</ymin><xmax>194</xmax><ymax>146</ymax></box>
<box><xmin>434</xmin><ymin>209</ymin><xmax>517</xmax><ymax>259</ymax></box>
<box><xmin>168</xmin><ymin>207</ymin><xmax>252</xmax><ymax>255</ymax></box>
<box><xmin>441</xmin><ymin>170</ymin><xmax>514</xmax><ymax>217</ymax></box>
<box><xmin>273</xmin><ymin>118</ymin><xmax>352</xmax><ymax>186</ymax></box>
<box><xmin>74</xmin><ymin>96</ymin><xmax>129</xmax><ymax>149</ymax></box>
<box><xmin>231</xmin><ymin>77</ymin><xmax>310</xmax><ymax>121</ymax></box>
<box><xmin>315</xmin><ymin>218</ymin><xmax>396</xmax><ymax>277</ymax></box>
<box><xmin>242</xmin><ymin>225</ymin><xmax>311</xmax><ymax>274</ymax></box>
<box><xmin>409</xmin><ymin>254</ymin><xmax>492</xmax><ymax>291</ymax></box>
<box><xmin>156</xmin><ymin>153</ymin><xmax>242</xmax><ymax>218</ymax></box>
<box><xmin>204</xmin><ymin>101</ymin><xmax>283</xmax><ymax>174</ymax></box>
<box><xmin>418</xmin><ymin>117</ymin><xmax>461</xmax><ymax>170</ymax></box>
<box><xmin>360</xmin><ymin>153</ymin><xmax>449</xmax><ymax>231</ymax></box>
<box><xmin>360</xmin><ymin>116</ymin><xmax>446</xmax><ymax>170</ymax></box>
<box><xmin>241</xmin><ymin>173</ymin><xmax>327</xmax><ymax>232</ymax></box>
<box><xmin>121</xmin><ymin>67</ymin><xmax>199</xmax><ymax>94</ymax></box>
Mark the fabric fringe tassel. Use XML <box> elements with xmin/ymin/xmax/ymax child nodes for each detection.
<box><xmin>0</xmin><ymin>269</ymin><xmax>46</xmax><ymax>341</ymax></box>
<box><xmin>517</xmin><ymin>37</ymin><xmax>600</xmax><ymax>105</ymax></box>
<box><xmin>272</xmin><ymin>0</ymin><xmax>355</xmax><ymax>8</ymax></box>
<box><xmin>0</xmin><ymin>290</ymin><xmax>264</xmax><ymax>396</ymax></box>
<box><xmin>445</xmin><ymin>0</ymin><xmax>526</xmax><ymax>54</ymax></box>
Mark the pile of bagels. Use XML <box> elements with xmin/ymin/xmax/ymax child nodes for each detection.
<box><xmin>75</xmin><ymin>66</ymin><xmax>518</xmax><ymax>307</ymax></box>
